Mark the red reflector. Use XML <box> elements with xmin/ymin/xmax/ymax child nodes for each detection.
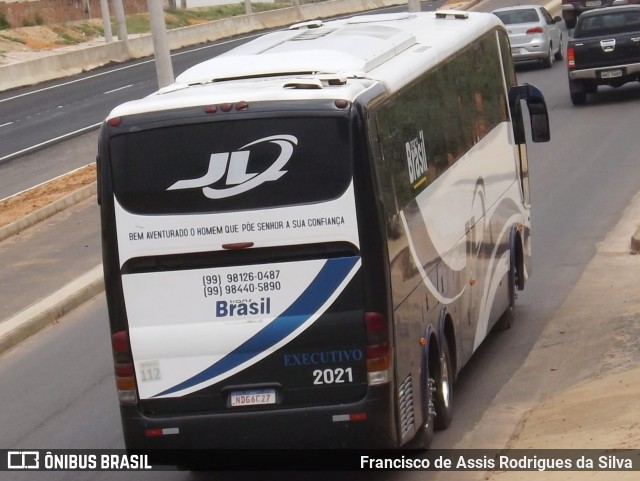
<box><xmin>365</xmin><ymin>312</ymin><xmax>386</xmax><ymax>333</ymax></box>
<box><xmin>367</xmin><ymin>342</ymin><xmax>389</xmax><ymax>359</ymax></box>
<box><xmin>108</xmin><ymin>117</ymin><xmax>122</xmax><ymax>127</ymax></box>
<box><xmin>350</xmin><ymin>413</ymin><xmax>367</xmax><ymax>421</ymax></box>
<box><xmin>204</xmin><ymin>105</ymin><xmax>217</xmax><ymax>113</ymax></box>
<box><xmin>115</xmin><ymin>362</ymin><xmax>134</xmax><ymax>377</ymax></box>
<box><xmin>220</xmin><ymin>103</ymin><xmax>233</xmax><ymax>112</ymax></box>
<box><xmin>335</xmin><ymin>99</ymin><xmax>349</xmax><ymax>109</ymax></box>
<box><xmin>112</xmin><ymin>331</ymin><xmax>130</xmax><ymax>353</ymax></box>
<box><xmin>145</xmin><ymin>429</ymin><xmax>163</xmax><ymax>437</ymax></box>
<box><xmin>526</xmin><ymin>27</ymin><xmax>544</xmax><ymax>34</ymax></box>
<box><xmin>236</xmin><ymin>101</ymin><xmax>248</xmax><ymax>111</ymax></box>
<box><xmin>366</xmin><ymin>312</ymin><xmax>388</xmax><ymax>346</ymax></box>
<box><xmin>222</xmin><ymin>242</ymin><xmax>254</xmax><ymax>250</ymax></box>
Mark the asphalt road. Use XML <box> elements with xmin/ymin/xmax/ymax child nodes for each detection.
<box><xmin>0</xmin><ymin>36</ymin><xmax>254</xmax><ymax>165</ymax></box>
<box><xmin>2</xmin><ymin>2</ymin><xmax>640</xmax><ymax>480</ymax></box>
<box><xmin>0</xmin><ymin>1</ymin><xmax>448</xmax><ymax>180</ymax></box>
<box><xmin>0</xmin><ymin>37</ymin><xmax>251</xmax><ymax>197</ymax></box>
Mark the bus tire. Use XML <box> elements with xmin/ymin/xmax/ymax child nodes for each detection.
<box><xmin>434</xmin><ymin>340</ymin><xmax>453</xmax><ymax>430</ymax></box>
<box><xmin>494</xmin><ymin>245</ymin><xmax>518</xmax><ymax>331</ymax></box>
<box><xmin>412</xmin><ymin>356</ymin><xmax>436</xmax><ymax>449</ymax></box>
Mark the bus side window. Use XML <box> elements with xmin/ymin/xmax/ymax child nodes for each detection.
<box><xmin>369</xmin><ymin>114</ymin><xmax>403</xmax><ymax>240</ymax></box>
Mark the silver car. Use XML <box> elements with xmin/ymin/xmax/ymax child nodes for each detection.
<box><xmin>493</xmin><ymin>5</ymin><xmax>564</xmax><ymax>68</ymax></box>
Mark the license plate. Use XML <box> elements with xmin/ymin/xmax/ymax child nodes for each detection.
<box><xmin>586</xmin><ymin>0</ymin><xmax>601</xmax><ymax>6</ymax></box>
<box><xmin>230</xmin><ymin>388</ymin><xmax>276</xmax><ymax>407</ymax></box>
<box><xmin>600</xmin><ymin>69</ymin><xmax>623</xmax><ymax>79</ymax></box>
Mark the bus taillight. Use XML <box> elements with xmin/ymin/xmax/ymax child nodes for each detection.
<box><xmin>112</xmin><ymin>331</ymin><xmax>138</xmax><ymax>404</ymax></box>
<box><xmin>365</xmin><ymin>312</ymin><xmax>391</xmax><ymax>385</ymax></box>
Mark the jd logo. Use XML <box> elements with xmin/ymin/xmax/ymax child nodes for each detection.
<box><xmin>168</xmin><ymin>134</ymin><xmax>298</xmax><ymax>199</ymax></box>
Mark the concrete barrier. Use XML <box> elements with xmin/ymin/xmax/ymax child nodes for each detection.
<box><xmin>0</xmin><ymin>0</ymin><xmax>406</xmax><ymax>92</ymax></box>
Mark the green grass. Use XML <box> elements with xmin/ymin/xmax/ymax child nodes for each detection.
<box><xmin>51</xmin><ymin>22</ymin><xmax>105</xmax><ymax>46</ymax></box>
<box><xmin>0</xmin><ymin>33</ymin><xmax>25</xmax><ymax>44</ymax></box>
<box><xmin>0</xmin><ymin>13</ymin><xmax>10</xmax><ymax>30</ymax></box>
<box><xmin>55</xmin><ymin>31</ymin><xmax>76</xmax><ymax>45</ymax></box>
<box><xmin>22</xmin><ymin>14</ymin><xmax>44</xmax><ymax>27</ymax></box>
<box><xmin>78</xmin><ymin>22</ymin><xmax>103</xmax><ymax>37</ymax></box>
<box><xmin>117</xmin><ymin>3</ymin><xmax>291</xmax><ymax>34</ymax></box>
<box><xmin>0</xmin><ymin>2</ymin><xmax>297</xmax><ymax>51</ymax></box>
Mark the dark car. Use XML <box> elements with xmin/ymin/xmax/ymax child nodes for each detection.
<box><xmin>567</xmin><ymin>4</ymin><xmax>640</xmax><ymax>104</ymax></box>
<box><xmin>562</xmin><ymin>0</ymin><xmax>640</xmax><ymax>29</ymax></box>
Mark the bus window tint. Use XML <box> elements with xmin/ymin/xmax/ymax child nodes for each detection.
<box><xmin>373</xmin><ymin>32</ymin><xmax>508</xmax><ymax>214</ymax></box>
<box><xmin>109</xmin><ymin>116</ymin><xmax>353</xmax><ymax>215</ymax></box>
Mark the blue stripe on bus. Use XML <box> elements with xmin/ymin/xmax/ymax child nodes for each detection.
<box><xmin>154</xmin><ymin>256</ymin><xmax>360</xmax><ymax>397</ymax></box>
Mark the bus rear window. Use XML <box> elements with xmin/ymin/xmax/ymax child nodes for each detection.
<box><xmin>109</xmin><ymin>116</ymin><xmax>353</xmax><ymax>215</ymax></box>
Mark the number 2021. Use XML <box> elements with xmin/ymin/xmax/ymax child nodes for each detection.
<box><xmin>313</xmin><ymin>367</ymin><xmax>353</xmax><ymax>385</ymax></box>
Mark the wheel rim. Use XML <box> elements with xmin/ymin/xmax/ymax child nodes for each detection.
<box><xmin>440</xmin><ymin>354</ymin><xmax>451</xmax><ymax>409</ymax></box>
<box><xmin>425</xmin><ymin>377</ymin><xmax>435</xmax><ymax>429</ymax></box>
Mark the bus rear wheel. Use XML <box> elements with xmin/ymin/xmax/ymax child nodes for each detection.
<box><xmin>413</xmin><ymin>359</ymin><xmax>436</xmax><ymax>449</ymax></box>
<box><xmin>494</xmin><ymin>250</ymin><xmax>518</xmax><ymax>330</ymax></box>
<box><xmin>434</xmin><ymin>341</ymin><xmax>453</xmax><ymax>430</ymax></box>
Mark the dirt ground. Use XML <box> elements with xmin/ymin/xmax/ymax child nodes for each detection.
<box><xmin>0</xmin><ymin>164</ymin><xmax>96</xmax><ymax>228</ymax></box>
<box><xmin>484</xmin><ymin>367</ymin><xmax>640</xmax><ymax>481</ymax></box>
<box><xmin>0</xmin><ymin>20</ymin><xmax>110</xmax><ymax>65</ymax></box>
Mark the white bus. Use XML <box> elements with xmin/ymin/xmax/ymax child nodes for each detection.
<box><xmin>97</xmin><ymin>10</ymin><xmax>549</xmax><ymax>452</ymax></box>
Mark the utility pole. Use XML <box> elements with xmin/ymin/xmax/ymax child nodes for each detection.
<box><xmin>408</xmin><ymin>0</ymin><xmax>421</xmax><ymax>12</ymax></box>
<box><xmin>148</xmin><ymin>0</ymin><xmax>175</xmax><ymax>89</ymax></box>
<box><xmin>244</xmin><ymin>0</ymin><xmax>252</xmax><ymax>15</ymax></box>
<box><xmin>83</xmin><ymin>0</ymin><xmax>92</xmax><ymax>18</ymax></box>
<box><xmin>113</xmin><ymin>0</ymin><xmax>128</xmax><ymax>42</ymax></box>
<box><xmin>100</xmin><ymin>0</ymin><xmax>113</xmax><ymax>43</ymax></box>
<box><xmin>292</xmin><ymin>0</ymin><xmax>302</xmax><ymax>18</ymax></box>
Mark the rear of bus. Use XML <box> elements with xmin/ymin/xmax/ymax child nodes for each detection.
<box><xmin>97</xmin><ymin>93</ymin><xmax>397</xmax><ymax>450</ymax></box>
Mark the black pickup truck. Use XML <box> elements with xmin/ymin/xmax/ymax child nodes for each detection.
<box><xmin>567</xmin><ymin>4</ymin><xmax>640</xmax><ymax>104</ymax></box>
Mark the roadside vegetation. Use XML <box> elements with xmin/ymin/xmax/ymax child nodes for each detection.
<box><xmin>0</xmin><ymin>2</ymin><xmax>291</xmax><ymax>52</ymax></box>
<box><xmin>124</xmin><ymin>3</ymin><xmax>291</xmax><ymax>34</ymax></box>
<box><xmin>0</xmin><ymin>13</ymin><xmax>12</xmax><ymax>30</ymax></box>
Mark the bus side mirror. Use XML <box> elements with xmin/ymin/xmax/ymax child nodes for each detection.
<box><xmin>529</xmin><ymin>103</ymin><xmax>550</xmax><ymax>143</ymax></box>
<box><xmin>509</xmin><ymin>84</ymin><xmax>551</xmax><ymax>143</ymax></box>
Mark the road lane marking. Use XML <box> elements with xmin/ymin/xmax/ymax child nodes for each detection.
<box><xmin>0</xmin><ymin>123</ymin><xmax>101</xmax><ymax>164</ymax></box>
<box><xmin>104</xmin><ymin>84</ymin><xmax>133</xmax><ymax>94</ymax></box>
<box><xmin>0</xmin><ymin>34</ymin><xmax>258</xmax><ymax>104</ymax></box>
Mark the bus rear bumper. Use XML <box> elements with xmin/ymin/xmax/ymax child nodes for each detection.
<box><xmin>120</xmin><ymin>389</ymin><xmax>398</xmax><ymax>453</ymax></box>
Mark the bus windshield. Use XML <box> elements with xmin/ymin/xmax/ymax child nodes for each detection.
<box><xmin>109</xmin><ymin>116</ymin><xmax>353</xmax><ymax>215</ymax></box>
